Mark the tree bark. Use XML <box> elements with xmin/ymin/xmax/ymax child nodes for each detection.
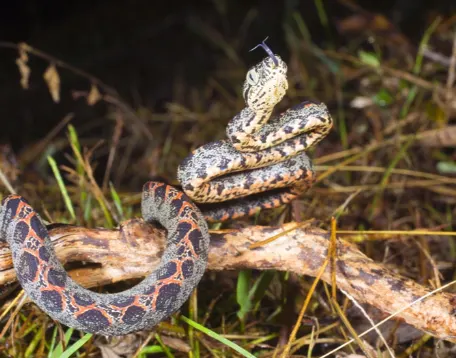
<box><xmin>1</xmin><ymin>219</ymin><xmax>455</xmax><ymax>342</ymax></box>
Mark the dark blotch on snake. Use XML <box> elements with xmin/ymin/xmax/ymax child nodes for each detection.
<box><xmin>47</xmin><ymin>268</ymin><xmax>66</xmax><ymax>287</ymax></box>
<box><xmin>218</xmin><ymin>157</ymin><xmax>231</xmax><ymax>171</ymax></box>
<box><xmin>13</xmin><ymin>221</ymin><xmax>30</xmax><ymax>244</ymax></box>
<box><xmin>245</xmin><ymin>112</ymin><xmax>257</xmax><ymax>128</ymax></box>
<box><xmin>318</xmin><ymin>115</ymin><xmax>329</xmax><ymax>123</ymax></box>
<box><xmin>176</xmin><ymin>221</ymin><xmax>192</xmax><ymax>239</ymax></box>
<box><xmin>152</xmin><ymin>183</ymin><xmax>167</xmax><ymax>202</ymax></box>
<box><xmin>73</xmin><ymin>293</ymin><xmax>96</xmax><ymax>306</ymax></box>
<box><xmin>41</xmin><ymin>290</ymin><xmax>64</xmax><ymax>312</ymax></box>
<box><xmin>38</xmin><ymin>246</ymin><xmax>50</xmax><ymax>262</ymax></box>
<box><xmin>190</xmin><ymin>211</ymin><xmax>200</xmax><ymax>223</ymax></box>
<box><xmin>277</xmin><ymin>148</ymin><xmax>287</xmax><ymax>157</ymax></box>
<box><xmin>184</xmin><ymin>182</ymin><xmax>194</xmax><ymax>191</ymax></box>
<box><xmin>122</xmin><ymin>306</ymin><xmax>146</xmax><ymax>325</ymax></box>
<box><xmin>156</xmin><ymin>283</ymin><xmax>181</xmax><ymax>314</ymax></box>
<box><xmin>181</xmin><ymin>259</ymin><xmax>194</xmax><ymax>278</ymax></box>
<box><xmin>30</xmin><ymin>215</ymin><xmax>48</xmax><ymax>242</ymax></box>
<box><xmin>283</xmin><ymin>126</ymin><xmax>293</xmax><ymax>134</ymax></box>
<box><xmin>169</xmin><ymin>196</ymin><xmax>185</xmax><ymax>215</ymax></box>
<box><xmin>269</xmin><ymin>176</ymin><xmax>279</xmax><ymax>185</ymax></box>
<box><xmin>188</xmin><ymin>228</ymin><xmax>203</xmax><ymax>254</ymax></box>
<box><xmin>76</xmin><ymin>310</ymin><xmax>110</xmax><ymax>331</ymax></box>
<box><xmin>287</xmin><ymin>158</ymin><xmax>297</xmax><ymax>167</ymax></box>
<box><xmin>260</xmin><ymin>133</ymin><xmax>269</xmax><ymax>142</ymax></box>
<box><xmin>158</xmin><ymin>261</ymin><xmax>177</xmax><ymax>280</ymax></box>
<box><xmin>243</xmin><ymin>175</ymin><xmax>255</xmax><ymax>190</ymax></box>
<box><xmin>17</xmin><ymin>251</ymin><xmax>39</xmax><ymax>283</ymax></box>
<box><xmin>143</xmin><ymin>285</ymin><xmax>156</xmax><ymax>295</ymax></box>
<box><xmin>298</xmin><ymin>136</ymin><xmax>308</xmax><ymax>147</ymax></box>
<box><xmin>176</xmin><ymin>244</ymin><xmax>186</xmax><ymax>256</ymax></box>
<box><xmin>5</xmin><ymin>197</ymin><xmax>20</xmax><ymax>217</ymax></box>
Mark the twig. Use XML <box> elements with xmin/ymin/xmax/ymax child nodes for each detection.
<box><xmin>102</xmin><ymin>111</ymin><xmax>124</xmax><ymax>191</ymax></box>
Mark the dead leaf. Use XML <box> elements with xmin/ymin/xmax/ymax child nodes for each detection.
<box><xmin>43</xmin><ymin>64</ymin><xmax>61</xmax><ymax>103</ymax></box>
<box><xmin>95</xmin><ymin>334</ymin><xmax>140</xmax><ymax>358</ymax></box>
<box><xmin>15</xmin><ymin>43</ymin><xmax>30</xmax><ymax>89</ymax></box>
<box><xmin>161</xmin><ymin>335</ymin><xmax>191</xmax><ymax>352</ymax></box>
<box><xmin>87</xmin><ymin>84</ymin><xmax>102</xmax><ymax>105</ymax></box>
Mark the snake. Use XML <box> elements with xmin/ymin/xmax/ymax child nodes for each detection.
<box><xmin>0</xmin><ymin>41</ymin><xmax>332</xmax><ymax>336</ymax></box>
<box><xmin>178</xmin><ymin>41</ymin><xmax>333</xmax><ymax>222</ymax></box>
<box><xmin>0</xmin><ymin>182</ymin><xmax>209</xmax><ymax>335</ymax></box>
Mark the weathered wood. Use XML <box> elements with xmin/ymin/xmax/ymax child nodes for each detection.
<box><xmin>1</xmin><ymin>219</ymin><xmax>455</xmax><ymax>342</ymax></box>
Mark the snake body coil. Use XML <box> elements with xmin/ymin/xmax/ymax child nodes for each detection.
<box><xmin>178</xmin><ymin>49</ymin><xmax>333</xmax><ymax>221</ymax></box>
<box><xmin>0</xmin><ymin>44</ymin><xmax>332</xmax><ymax>335</ymax></box>
<box><xmin>0</xmin><ymin>182</ymin><xmax>209</xmax><ymax>335</ymax></box>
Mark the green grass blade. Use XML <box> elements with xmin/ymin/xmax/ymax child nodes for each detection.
<box><xmin>154</xmin><ymin>333</ymin><xmax>174</xmax><ymax>357</ymax></box>
<box><xmin>59</xmin><ymin>333</ymin><xmax>93</xmax><ymax>358</ymax></box>
<box><xmin>67</xmin><ymin>125</ymin><xmax>82</xmax><ymax>174</ymax></box>
<box><xmin>47</xmin><ymin>156</ymin><xmax>76</xmax><ymax>221</ymax></box>
<box><xmin>236</xmin><ymin>270</ymin><xmax>252</xmax><ymax>323</ymax></box>
<box><xmin>180</xmin><ymin>316</ymin><xmax>255</xmax><ymax>358</ymax></box>
<box><xmin>249</xmin><ymin>271</ymin><xmax>275</xmax><ymax>308</ymax></box>
<box><xmin>67</xmin><ymin>125</ymin><xmax>88</xmax><ymax>206</ymax></box>
<box><xmin>50</xmin><ymin>327</ymin><xmax>74</xmax><ymax>358</ymax></box>
<box><xmin>413</xmin><ymin>17</ymin><xmax>441</xmax><ymax>75</ymax></box>
<box><xmin>47</xmin><ymin>327</ymin><xmax>59</xmax><ymax>358</ymax></box>
<box><xmin>138</xmin><ymin>345</ymin><xmax>165</xmax><ymax>356</ymax></box>
<box><xmin>24</xmin><ymin>324</ymin><xmax>44</xmax><ymax>357</ymax></box>
<box><xmin>109</xmin><ymin>182</ymin><xmax>124</xmax><ymax>219</ymax></box>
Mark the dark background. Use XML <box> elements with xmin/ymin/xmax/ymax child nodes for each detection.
<box><xmin>0</xmin><ymin>0</ymin><xmax>454</xmax><ymax>148</ymax></box>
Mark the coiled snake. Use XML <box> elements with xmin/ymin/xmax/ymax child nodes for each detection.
<box><xmin>0</xmin><ymin>42</ymin><xmax>332</xmax><ymax>335</ymax></box>
<box><xmin>178</xmin><ymin>42</ymin><xmax>332</xmax><ymax>221</ymax></box>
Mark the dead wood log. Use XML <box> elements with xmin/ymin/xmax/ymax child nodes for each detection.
<box><xmin>0</xmin><ymin>219</ymin><xmax>455</xmax><ymax>342</ymax></box>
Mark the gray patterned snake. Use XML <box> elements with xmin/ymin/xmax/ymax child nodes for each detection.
<box><xmin>0</xmin><ymin>42</ymin><xmax>332</xmax><ymax>335</ymax></box>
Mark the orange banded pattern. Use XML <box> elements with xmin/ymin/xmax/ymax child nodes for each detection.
<box><xmin>0</xmin><ymin>182</ymin><xmax>210</xmax><ymax>335</ymax></box>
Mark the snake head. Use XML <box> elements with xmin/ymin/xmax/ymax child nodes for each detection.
<box><xmin>242</xmin><ymin>54</ymin><xmax>288</xmax><ymax>111</ymax></box>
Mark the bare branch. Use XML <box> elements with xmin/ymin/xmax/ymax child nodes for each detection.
<box><xmin>1</xmin><ymin>220</ymin><xmax>455</xmax><ymax>342</ymax></box>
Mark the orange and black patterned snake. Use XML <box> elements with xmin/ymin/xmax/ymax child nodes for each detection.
<box><xmin>0</xmin><ymin>42</ymin><xmax>332</xmax><ymax>335</ymax></box>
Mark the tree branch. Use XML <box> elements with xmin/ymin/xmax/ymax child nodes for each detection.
<box><xmin>1</xmin><ymin>219</ymin><xmax>455</xmax><ymax>342</ymax></box>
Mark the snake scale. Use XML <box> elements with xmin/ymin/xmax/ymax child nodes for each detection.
<box><xmin>0</xmin><ymin>42</ymin><xmax>332</xmax><ymax>335</ymax></box>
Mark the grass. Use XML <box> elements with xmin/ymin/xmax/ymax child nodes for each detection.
<box><xmin>0</xmin><ymin>1</ymin><xmax>456</xmax><ymax>357</ymax></box>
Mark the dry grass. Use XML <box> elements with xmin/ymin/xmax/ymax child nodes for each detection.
<box><xmin>0</xmin><ymin>1</ymin><xmax>456</xmax><ymax>357</ymax></box>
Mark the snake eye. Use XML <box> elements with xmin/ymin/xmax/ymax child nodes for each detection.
<box><xmin>246</xmin><ymin>68</ymin><xmax>259</xmax><ymax>85</ymax></box>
